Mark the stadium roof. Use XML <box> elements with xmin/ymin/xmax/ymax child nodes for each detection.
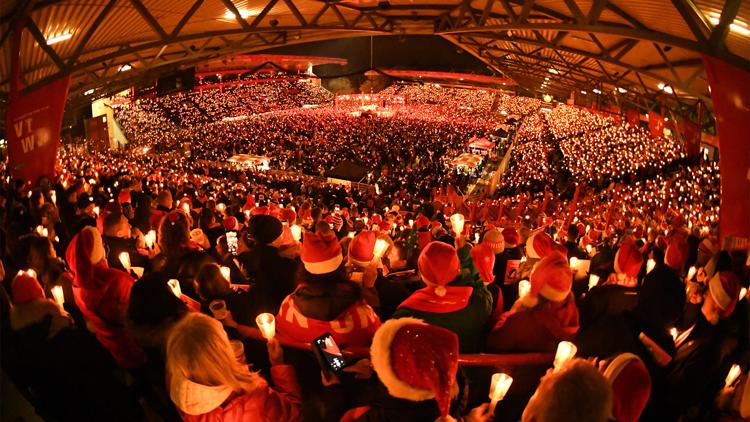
<box><xmin>1</xmin><ymin>0</ymin><xmax>748</xmax><ymax>113</ymax></box>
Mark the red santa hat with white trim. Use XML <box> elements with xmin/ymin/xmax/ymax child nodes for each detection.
<box><xmin>522</xmin><ymin>251</ymin><xmax>572</xmax><ymax>307</ymax></box>
<box><xmin>525</xmin><ymin>229</ymin><xmax>555</xmax><ymax>259</ymax></box>
<box><xmin>604</xmin><ymin>353</ymin><xmax>651</xmax><ymax>422</ymax></box>
<box><xmin>614</xmin><ymin>241</ymin><xmax>643</xmax><ymax>279</ymax></box>
<box><xmin>471</xmin><ymin>242</ymin><xmax>495</xmax><ymax>284</ymax></box>
<box><xmin>418</xmin><ymin>241</ymin><xmax>460</xmax><ymax>297</ymax></box>
<box><xmin>708</xmin><ymin>271</ymin><xmax>741</xmax><ymax>319</ymax></box>
<box><xmin>301</xmin><ymin>231</ymin><xmax>343</xmax><ymax>275</ymax></box>
<box><xmin>348</xmin><ymin>231</ymin><xmax>376</xmax><ymax>268</ymax></box>
<box><xmin>370</xmin><ymin>318</ymin><xmax>459</xmax><ymax>421</ymax></box>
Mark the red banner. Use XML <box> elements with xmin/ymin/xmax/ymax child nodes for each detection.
<box><xmin>6</xmin><ymin>21</ymin><xmax>70</xmax><ymax>186</ymax></box>
<box><xmin>680</xmin><ymin>119</ymin><xmax>701</xmax><ymax>157</ymax></box>
<box><xmin>648</xmin><ymin>112</ymin><xmax>665</xmax><ymax>138</ymax></box>
<box><xmin>702</xmin><ymin>55</ymin><xmax>750</xmax><ymax>244</ymax></box>
<box><xmin>627</xmin><ymin>109</ymin><xmax>640</xmax><ymax>128</ymax></box>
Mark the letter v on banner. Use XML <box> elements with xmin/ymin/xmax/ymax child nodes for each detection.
<box><xmin>5</xmin><ymin>19</ymin><xmax>71</xmax><ymax>186</ymax></box>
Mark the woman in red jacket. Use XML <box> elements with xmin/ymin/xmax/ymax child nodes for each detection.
<box><xmin>166</xmin><ymin>312</ymin><xmax>302</xmax><ymax>422</ymax></box>
<box><xmin>486</xmin><ymin>252</ymin><xmax>580</xmax><ymax>353</ymax></box>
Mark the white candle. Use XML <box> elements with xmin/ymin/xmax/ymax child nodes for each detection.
<box><xmin>373</xmin><ymin>239</ymin><xmax>389</xmax><ymax>260</ymax></box>
<box><xmin>36</xmin><ymin>225</ymin><xmax>45</xmax><ymax>236</ymax></box>
<box><xmin>450</xmin><ymin>213</ymin><xmax>465</xmax><ymax>237</ymax></box>
<box><xmin>51</xmin><ymin>191</ymin><xmax>56</xmax><ymax>204</ymax></box>
<box><xmin>669</xmin><ymin>327</ymin><xmax>678</xmax><ymax>342</ymax></box>
<box><xmin>256</xmin><ymin>313</ymin><xmax>276</xmax><ymax>340</ymax></box>
<box><xmin>646</xmin><ymin>259</ymin><xmax>656</xmax><ymax>274</ymax></box>
<box><xmin>220</xmin><ymin>266</ymin><xmax>231</xmax><ymax>281</ymax></box>
<box><xmin>585</xmin><ymin>244</ymin><xmax>592</xmax><ymax>255</ymax></box>
<box><xmin>740</xmin><ymin>287</ymin><xmax>747</xmax><ymax>301</ymax></box>
<box><xmin>167</xmin><ymin>279</ymin><xmax>182</xmax><ymax>297</ymax></box>
<box><xmin>687</xmin><ymin>266</ymin><xmax>696</xmax><ymax>280</ymax></box>
<box><xmin>725</xmin><ymin>364</ymin><xmax>741</xmax><ymax>387</ymax></box>
<box><xmin>51</xmin><ymin>285</ymin><xmax>65</xmax><ymax>307</ymax></box>
<box><xmin>291</xmin><ymin>225</ymin><xmax>302</xmax><ymax>242</ymax></box>
<box><xmin>145</xmin><ymin>230</ymin><xmax>156</xmax><ymax>249</ymax></box>
<box><xmin>93</xmin><ymin>206</ymin><xmax>100</xmax><ymax>217</ymax></box>
<box><xmin>119</xmin><ymin>252</ymin><xmax>131</xmax><ymax>271</ymax></box>
<box><xmin>488</xmin><ymin>372</ymin><xmax>513</xmax><ymax>414</ymax></box>
<box><xmin>348</xmin><ymin>231</ymin><xmax>355</xmax><ymax>239</ymax></box>
<box><xmin>553</xmin><ymin>341</ymin><xmax>577</xmax><ymax>370</ymax></box>
<box><xmin>474</xmin><ymin>232</ymin><xmax>480</xmax><ymax>244</ymax></box>
<box><xmin>182</xmin><ymin>202</ymin><xmax>190</xmax><ymax>214</ymax></box>
<box><xmin>588</xmin><ymin>274</ymin><xmax>599</xmax><ymax>290</ymax></box>
<box><xmin>569</xmin><ymin>257</ymin><xmax>579</xmax><ymax>270</ymax></box>
<box><xmin>518</xmin><ymin>279</ymin><xmax>531</xmax><ymax>298</ymax></box>
<box><xmin>408</xmin><ymin>219</ymin><xmax>414</xmax><ymax>227</ymax></box>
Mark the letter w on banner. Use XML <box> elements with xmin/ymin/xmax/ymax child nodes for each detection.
<box><xmin>6</xmin><ymin>20</ymin><xmax>70</xmax><ymax>186</ymax></box>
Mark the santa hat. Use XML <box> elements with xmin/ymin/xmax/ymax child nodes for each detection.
<box><xmin>279</xmin><ymin>208</ymin><xmax>297</xmax><ymax>224</ymax></box>
<box><xmin>708</xmin><ymin>271</ymin><xmax>741</xmax><ymax>319</ymax></box>
<box><xmin>523</xmin><ymin>252</ymin><xmax>572</xmax><ymax>307</ymax></box>
<box><xmin>614</xmin><ymin>242</ymin><xmax>643</xmax><ymax>279</ymax></box>
<box><xmin>415</xmin><ymin>215</ymin><xmax>431</xmax><ymax>230</ymax></box>
<box><xmin>416</xmin><ymin>231</ymin><xmax>432</xmax><ymax>251</ymax></box>
<box><xmin>301</xmin><ymin>231</ymin><xmax>343</xmax><ymax>274</ymax></box>
<box><xmin>349</xmin><ymin>231</ymin><xmax>376</xmax><ymax>268</ymax></box>
<box><xmin>222</xmin><ymin>216</ymin><xmax>239</xmax><ymax>232</ymax></box>
<box><xmin>244</xmin><ymin>194</ymin><xmax>256</xmax><ymax>209</ymax></box>
<box><xmin>418</xmin><ymin>242</ymin><xmax>460</xmax><ymax>297</ymax></box>
<box><xmin>471</xmin><ymin>243</ymin><xmax>495</xmax><ymax>284</ymax></box>
<box><xmin>11</xmin><ymin>271</ymin><xmax>45</xmax><ymax>304</ymax></box>
<box><xmin>655</xmin><ymin>235</ymin><xmax>668</xmax><ymax>250</ymax></box>
<box><xmin>251</xmin><ymin>206</ymin><xmax>269</xmax><ymax>216</ymax></box>
<box><xmin>371</xmin><ymin>214</ymin><xmax>383</xmax><ymax>225</ymax></box>
<box><xmin>525</xmin><ymin>230</ymin><xmax>555</xmax><ymax>259</ymax></box>
<box><xmin>698</xmin><ymin>237</ymin><xmax>719</xmax><ymax>257</ymax></box>
<box><xmin>665</xmin><ymin>237</ymin><xmax>688</xmax><ymax>271</ymax></box>
<box><xmin>118</xmin><ymin>190</ymin><xmax>131</xmax><ymax>204</ymax></box>
<box><xmin>65</xmin><ymin>226</ymin><xmax>107</xmax><ymax>289</ymax></box>
<box><xmin>482</xmin><ymin>229</ymin><xmax>505</xmax><ymax>254</ymax></box>
<box><xmin>370</xmin><ymin>318</ymin><xmax>459</xmax><ymax>420</ymax></box>
<box><xmin>502</xmin><ymin>227</ymin><xmax>520</xmax><ymax>247</ymax></box>
<box><xmin>604</xmin><ymin>353</ymin><xmax>651</xmax><ymax>422</ymax></box>
<box><xmin>377</xmin><ymin>219</ymin><xmax>391</xmax><ymax>232</ymax></box>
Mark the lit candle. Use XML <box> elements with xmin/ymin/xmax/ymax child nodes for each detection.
<box><xmin>408</xmin><ymin>219</ymin><xmax>414</xmax><ymax>227</ymax></box>
<box><xmin>740</xmin><ymin>287</ymin><xmax>747</xmax><ymax>301</ymax></box>
<box><xmin>51</xmin><ymin>285</ymin><xmax>65</xmax><ymax>308</ymax></box>
<box><xmin>373</xmin><ymin>239</ymin><xmax>389</xmax><ymax>260</ymax></box>
<box><xmin>41</xmin><ymin>228</ymin><xmax>48</xmax><ymax>238</ymax></box>
<box><xmin>217</xmin><ymin>203</ymin><xmax>226</xmax><ymax>213</ymax></box>
<box><xmin>51</xmin><ymin>191</ymin><xmax>56</xmax><ymax>204</ymax></box>
<box><xmin>291</xmin><ymin>225</ymin><xmax>302</xmax><ymax>242</ymax></box>
<box><xmin>93</xmin><ymin>206</ymin><xmax>100</xmax><ymax>217</ymax></box>
<box><xmin>256</xmin><ymin>313</ymin><xmax>276</xmax><ymax>340</ymax></box>
<box><xmin>553</xmin><ymin>341</ymin><xmax>577</xmax><ymax>370</ymax></box>
<box><xmin>220</xmin><ymin>266</ymin><xmax>231</xmax><ymax>281</ymax></box>
<box><xmin>488</xmin><ymin>372</ymin><xmax>513</xmax><ymax>414</ymax></box>
<box><xmin>145</xmin><ymin>230</ymin><xmax>156</xmax><ymax>249</ymax></box>
<box><xmin>518</xmin><ymin>279</ymin><xmax>531</xmax><ymax>298</ymax></box>
<box><xmin>569</xmin><ymin>257</ymin><xmax>579</xmax><ymax>271</ymax></box>
<box><xmin>450</xmin><ymin>213</ymin><xmax>465</xmax><ymax>237</ymax></box>
<box><xmin>670</xmin><ymin>327</ymin><xmax>678</xmax><ymax>342</ymax></box>
<box><xmin>244</xmin><ymin>210</ymin><xmax>251</xmax><ymax>219</ymax></box>
<box><xmin>646</xmin><ymin>259</ymin><xmax>656</xmax><ymax>274</ymax></box>
<box><xmin>585</xmin><ymin>244</ymin><xmax>592</xmax><ymax>255</ymax></box>
<box><xmin>167</xmin><ymin>279</ymin><xmax>182</xmax><ymax>297</ymax></box>
<box><xmin>182</xmin><ymin>202</ymin><xmax>190</xmax><ymax>214</ymax></box>
<box><xmin>687</xmin><ymin>266</ymin><xmax>696</xmax><ymax>280</ymax></box>
<box><xmin>588</xmin><ymin>274</ymin><xmax>599</xmax><ymax>290</ymax></box>
<box><xmin>36</xmin><ymin>225</ymin><xmax>44</xmax><ymax>236</ymax></box>
<box><xmin>348</xmin><ymin>231</ymin><xmax>355</xmax><ymax>239</ymax></box>
<box><xmin>725</xmin><ymin>364</ymin><xmax>741</xmax><ymax>387</ymax></box>
<box><xmin>119</xmin><ymin>252</ymin><xmax>131</xmax><ymax>271</ymax></box>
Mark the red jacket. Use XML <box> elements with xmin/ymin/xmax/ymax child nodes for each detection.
<box><xmin>173</xmin><ymin>365</ymin><xmax>302</xmax><ymax>422</ymax></box>
<box><xmin>486</xmin><ymin>294</ymin><xmax>579</xmax><ymax>353</ymax></box>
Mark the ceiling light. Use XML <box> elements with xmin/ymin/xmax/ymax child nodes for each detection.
<box><xmin>544</xmin><ymin>77</ymin><xmax>549</xmax><ymax>81</ymax></box>
<box><xmin>46</xmin><ymin>32</ymin><xmax>73</xmax><ymax>45</ymax></box>
<box><xmin>657</xmin><ymin>82</ymin><xmax>665</xmax><ymax>90</ymax></box>
<box><xmin>707</xmin><ymin>13</ymin><xmax>750</xmax><ymax>36</ymax></box>
<box><xmin>84</xmin><ymin>88</ymin><xmax>94</xmax><ymax>95</ymax></box>
<box><xmin>593</xmin><ymin>88</ymin><xmax>602</xmax><ymax>94</ymax></box>
<box><xmin>617</xmin><ymin>87</ymin><xmax>627</xmax><ymax>93</ymax></box>
<box><xmin>580</xmin><ymin>90</ymin><xmax>587</xmax><ymax>94</ymax></box>
<box><xmin>119</xmin><ymin>64</ymin><xmax>132</xmax><ymax>72</ymax></box>
<box><xmin>223</xmin><ymin>9</ymin><xmax>254</xmax><ymax>19</ymax></box>
<box><xmin>663</xmin><ymin>85</ymin><xmax>674</xmax><ymax>94</ymax></box>
<box><xmin>548</xmin><ymin>68</ymin><xmax>559</xmax><ymax>74</ymax></box>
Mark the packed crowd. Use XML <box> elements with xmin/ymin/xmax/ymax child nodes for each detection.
<box><xmin>543</xmin><ymin>105</ymin><xmax>614</xmax><ymax>140</ymax></box>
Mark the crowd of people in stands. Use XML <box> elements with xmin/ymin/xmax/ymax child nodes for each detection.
<box><xmin>0</xmin><ymin>82</ymin><xmax>747</xmax><ymax>422</ymax></box>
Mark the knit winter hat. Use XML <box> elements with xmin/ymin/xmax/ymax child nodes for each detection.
<box><xmin>222</xmin><ymin>216</ymin><xmax>239</xmax><ymax>232</ymax></box>
<box><xmin>614</xmin><ymin>242</ymin><xmax>643</xmax><ymax>279</ymax></box>
<box><xmin>370</xmin><ymin>318</ymin><xmax>459</xmax><ymax>420</ymax></box>
<box><xmin>604</xmin><ymin>353</ymin><xmax>651</xmax><ymax>422</ymax></box>
<box><xmin>418</xmin><ymin>241</ymin><xmax>460</xmax><ymax>296</ymax></box>
<box><xmin>248</xmin><ymin>215</ymin><xmax>283</xmax><ymax>245</ymax></box>
<box><xmin>471</xmin><ymin>243</ymin><xmax>495</xmax><ymax>284</ymax></box>
<box><xmin>483</xmin><ymin>229</ymin><xmax>505</xmax><ymax>254</ymax></box>
<box><xmin>665</xmin><ymin>236</ymin><xmax>688</xmax><ymax>271</ymax></box>
<box><xmin>525</xmin><ymin>229</ymin><xmax>555</xmax><ymax>259</ymax></box>
<box><xmin>708</xmin><ymin>271</ymin><xmax>741</xmax><ymax>319</ymax></box>
<box><xmin>11</xmin><ymin>271</ymin><xmax>45</xmax><ymax>304</ymax></box>
<box><xmin>523</xmin><ymin>252</ymin><xmax>572</xmax><ymax>307</ymax></box>
<box><xmin>301</xmin><ymin>231</ymin><xmax>343</xmax><ymax>275</ymax></box>
<box><xmin>348</xmin><ymin>231</ymin><xmax>377</xmax><ymax>268</ymax></box>
<box><xmin>502</xmin><ymin>227</ymin><xmax>520</xmax><ymax>247</ymax></box>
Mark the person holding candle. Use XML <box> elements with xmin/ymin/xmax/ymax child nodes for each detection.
<box><xmin>392</xmin><ymin>241</ymin><xmax>492</xmax><ymax>353</ymax></box>
<box><xmin>166</xmin><ymin>312</ymin><xmax>302</xmax><ymax>421</ymax></box>
<box><xmin>149</xmin><ymin>189</ymin><xmax>173</xmax><ymax>230</ymax></box>
<box><xmin>486</xmin><ymin>252</ymin><xmax>579</xmax><ymax>353</ymax></box>
<box><xmin>102</xmin><ymin>210</ymin><xmax>150</xmax><ymax>273</ymax></box>
<box><xmin>153</xmin><ymin>210</ymin><xmax>207</xmax><ymax>290</ymax></box>
<box><xmin>276</xmin><ymin>228</ymin><xmax>381</xmax><ymax>348</ymax></box>
<box><xmin>65</xmin><ymin>226</ymin><xmax>147</xmax><ymax>369</ymax></box>
<box><xmin>194</xmin><ymin>263</ymin><xmax>260</xmax><ymax>328</ymax></box>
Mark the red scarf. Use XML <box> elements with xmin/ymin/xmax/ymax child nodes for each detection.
<box><xmin>398</xmin><ymin>286</ymin><xmax>473</xmax><ymax>313</ymax></box>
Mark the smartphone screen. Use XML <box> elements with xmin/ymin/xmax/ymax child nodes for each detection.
<box><xmin>227</xmin><ymin>231</ymin><xmax>238</xmax><ymax>255</ymax></box>
<box><xmin>313</xmin><ymin>333</ymin><xmax>347</xmax><ymax>372</ymax></box>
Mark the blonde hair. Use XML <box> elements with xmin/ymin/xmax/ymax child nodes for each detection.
<box><xmin>166</xmin><ymin>312</ymin><xmax>261</xmax><ymax>393</ymax></box>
